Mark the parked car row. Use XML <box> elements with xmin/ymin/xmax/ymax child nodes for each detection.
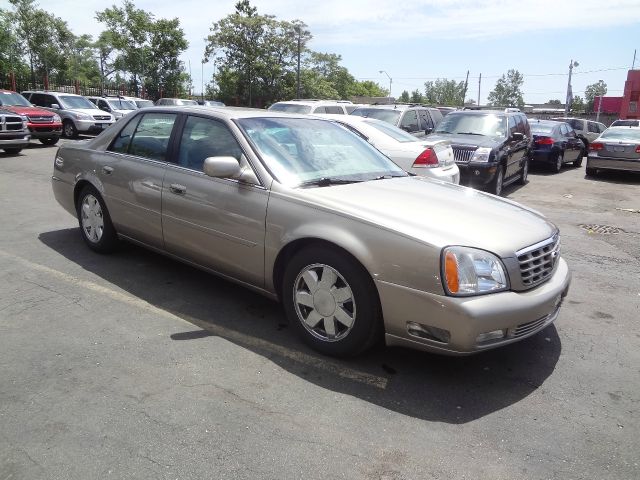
<box><xmin>50</xmin><ymin>105</ymin><xmax>571</xmax><ymax>357</ymax></box>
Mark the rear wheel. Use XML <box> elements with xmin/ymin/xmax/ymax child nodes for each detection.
<box><xmin>586</xmin><ymin>167</ymin><xmax>597</xmax><ymax>177</ymax></box>
<box><xmin>517</xmin><ymin>158</ymin><xmax>529</xmax><ymax>185</ymax></box>
<box><xmin>573</xmin><ymin>156</ymin><xmax>583</xmax><ymax>167</ymax></box>
<box><xmin>282</xmin><ymin>245</ymin><xmax>381</xmax><ymax>357</ymax></box>
<box><xmin>39</xmin><ymin>137</ymin><xmax>59</xmax><ymax>146</ymax></box>
<box><xmin>552</xmin><ymin>151</ymin><xmax>563</xmax><ymax>173</ymax></box>
<box><xmin>76</xmin><ymin>185</ymin><xmax>118</xmax><ymax>253</ymax></box>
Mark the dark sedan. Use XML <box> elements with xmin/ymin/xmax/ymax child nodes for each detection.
<box><xmin>529</xmin><ymin>119</ymin><xmax>585</xmax><ymax>172</ymax></box>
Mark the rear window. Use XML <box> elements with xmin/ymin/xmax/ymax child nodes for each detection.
<box><xmin>611</xmin><ymin>119</ymin><xmax>640</xmax><ymax>127</ymax></box>
<box><xmin>268</xmin><ymin>103</ymin><xmax>312</xmax><ymax>114</ymax></box>
<box><xmin>600</xmin><ymin>129</ymin><xmax>640</xmax><ymax>141</ymax></box>
<box><xmin>363</xmin><ymin>119</ymin><xmax>420</xmax><ymax>143</ymax></box>
<box><xmin>530</xmin><ymin>124</ymin><xmax>555</xmax><ymax>134</ymax></box>
<box><xmin>350</xmin><ymin>108</ymin><xmax>401</xmax><ymax>124</ymax></box>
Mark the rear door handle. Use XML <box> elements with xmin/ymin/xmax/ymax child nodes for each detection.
<box><xmin>170</xmin><ymin>183</ymin><xmax>186</xmax><ymax>195</ymax></box>
<box><xmin>102</xmin><ymin>166</ymin><xmax>114</xmax><ymax>175</ymax></box>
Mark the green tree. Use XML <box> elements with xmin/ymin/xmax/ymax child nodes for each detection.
<box><xmin>349</xmin><ymin>80</ymin><xmax>387</xmax><ymax>97</ymax></box>
<box><xmin>398</xmin><ymin>90</ymin><xmax>410</xmax><ymax>103</ymax></box>
<box><xmin>410</xmin><ymin>89</ymin><xmax>424</xmax><ymax>103</ymax></box>
<box><xmin>487</xmin><ymin>69</ymin><xmax>524</xmax><ymax>108</ymax></box>
<box><xmin>204</xmin><ymin>0</ymin><xmax>310</xmax><ymax>106</ymax></box>
<box><xmin>584</xmin><ymin>80</ymin><xmax>607</xmax><ymax>112</ymax></box>
<box><xmin>0</xmin><ymin>9</ymin><xmax>30</xmax><ymax>82</ymax></box>
<box><xmin>570</xmin><ymin>95</ymin><xmax>585</xmax><ymax>113</ymax></box>
<box><xmin>547</xmin><ymin>99</ymin><xmax>562</xmax><ymax>105</ymax></box>
<box><xmin>423</xmin><ymin>79</ymin><xmax>466</xmax><ymax>106</ymax></box>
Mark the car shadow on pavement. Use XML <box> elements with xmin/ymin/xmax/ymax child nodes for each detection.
<box><xmin>583</xmin><ymin>170</ymin><xmax>640</xmax><ymax>184</ymax></box>
<box><xmin>39</xmin><ymin>228</ymin><xmax>562</xmax><ymax>424</ymax></box>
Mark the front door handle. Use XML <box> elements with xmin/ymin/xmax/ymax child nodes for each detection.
<box><xmin>170</xmin><ymin>183</ymin><xmax>186</xmax><ymax>195</ymax></box>
<box><xmin>102</xmin><ymin>166</ymin><xmax>114</xmax><ymax>175</ymax></box>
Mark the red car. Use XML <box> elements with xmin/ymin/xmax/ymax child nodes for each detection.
<box><xmin>0</xmin><ymin>89</ymin><xmax>62</xmax><ymax>145</ymax></box>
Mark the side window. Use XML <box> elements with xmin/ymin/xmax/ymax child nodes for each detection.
<box><xmin>515</xmin><ymin>115</ymin><xmax>525</xmax><ymax>134</ymax></box>
<box><xmin>127</xmin><ymin>113</ymin><xmax>177</xmax><ymax>161</ymax></box>
<box><xmin>521</xmin><ymin>115</ymin><xmax>531</xmax><ymax>136</ymax></box>
<box><xmin>418</xmin><ymin>109</ymin><xmax>433</xmax><ymax>129</ymax></box>
<box><xmin>312</xmin><ymin>106</ymin><xmax>326</xmax><ymax>114</ymax></box>
<box><xmin>400</xmin><ymin>110</ymin><xmax>419</xmax><ymax>132</ymax></box>
<box><xmin>428</xmin><ymin>108</ymin><xmax>443</xmax><ymax>126</ymax></box>
<box><xmin>177</xmin><ymin>116</ymin><xmax>243</xmax><ymax>172</ymax></box>
<box><xmin>587</xmin><ymin>122</ymin><xmax>598</xmax><ymax>133</ymax></box>
<box><xmin>598</xmin><ymin>123</ymin><xmax>607</xmax><ymax>133</ymax></box>
<box><xmin>508</xmin><ymin>116</ymin><xmax>517</xmax><ymax>136</ymax></box>
<box><xmin>109</xmin><ymin>115</ymin><xmax>142</xmax><ymax>154</ymax></box>
<box><xmin>88</xmin><ymin>98</ymin><xmax>97</xmax><ymax>106</ymax></box>
<box><xmin>559</xmin><ymin>124</ymin><xmax>568</xmax><ymax>135</ymax></box>
<box><xmin>570</xmin><ymin>119</ymin><xmax>582</xmax><ymax>131</ymax></box>
<box><xmin>324</xmin><ymin>106</ymin><xmax>343</xmax><ymax>115</ymax></box>
<box><xmin>98</xmin><ymin>100</ymin><xmax>109</xmax><ymax>111</ymax></box>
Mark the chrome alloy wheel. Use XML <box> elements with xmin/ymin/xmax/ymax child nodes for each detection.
<box><xmin>80</xmin><ymin>194</ymin><xmax>104</xmax><ymax>243</ymax></box>
<box><xmin>293</xmin><ymin>264</ymin><xmax>356</xmax><ymax>342</ymax></box>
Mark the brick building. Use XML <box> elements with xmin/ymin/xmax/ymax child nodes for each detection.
<box><xmin>620</xmin><ymin>69</ymin><xmax>640</xmax><ymax>119</ymax></box>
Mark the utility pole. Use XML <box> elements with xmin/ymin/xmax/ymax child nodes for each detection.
<box><xmin>461</xmin><ymin>70</ymin><xmax>469</xmax><ymax>107</ymax></box>
<box><xmin>596</xmin><ymin>95</ymin><xmax>602</xmax><ymax>122</ymax></box>
<box><xmin>633</xmin><ymin>49</ymin><xmax>637</xmax><ymax>70</ymax></box>
<box><xmin>564</xmin><ymin>59</ymin><xmax>579</xmax><ymax>116</ymax></box>
<box><xmin>201</xmin><ymin>60</ymin><xmax>204</xmax><ymax>101</ymax></box>
<box><xmin>296</xmin><ymin>26</ymin><xmax>301</xmax><ymax>98</ymax></box>
<box><xmin>379</xmin><ymin>70</ymin><xmax>392</xmax><ymax>103</ymax></box>
<box><xmin>477</xmin><ymin>73</ymin><xmax>482</xmax><ymax>107</ymax></box>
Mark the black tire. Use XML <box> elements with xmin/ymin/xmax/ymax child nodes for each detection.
<box><xmin>489</xmin><ymin>165</ymin><xmax>504</xmax><ymax>196</ymax></box>
<box><xmin>2</xmin><ymin>147</ymin><xmax>22</xmax><ymax>154</ymax></box>
<box><xmin>552</xmin><ymin>151</ymin><xmax>563</xmax><ymax>173</ymax></box>
<box><xmin>76</xmin><ymin>185</ymin><xmax>118</xmax><ymax>253</ymax></box>
<box><xmin>63</xmin><ymin>120</ymin><xmax>78</xmax><ymax>139</ymax></box>
<box><xmin>585</xmin><ymin>167</ymin><xmax>597</xmax><ymax>177</ymax></box>
<box><xmin>39</xmin><ymin>137</ymin><xmax>59</xmax><ymax>146</ymax></box>
<box><xmin>517</xmin><ymin>158</ymin><xmax>529</xmax><ymax>185</ymax></box>
<box><xmin>573</xmin><ymin>156</ymin><xmax>583</xmax><ymax>167</ymax></box>
<box><xmin>282</xmin><ymin>245</ymin><xmax>382</xmax><ymax>357</ymax></box>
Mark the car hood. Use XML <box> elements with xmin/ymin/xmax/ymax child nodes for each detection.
<box><xmin>427</xmin><ymin>133</ymin><xmax>504</xmax><ymax>149</ymax></box>
<box><xmin>298</xmin><ymin>176</ymin><xmax>556</xmax><ymax>257</ymax></box>
<box><xmin>69</xmin><ymin>108</ymin><xmax>109</xmax><ymax>116</ymax></box>
<box><xmin>2</xmin><ymin>105</ymin><xmax>54</xmax><ymax>118</ymax></box>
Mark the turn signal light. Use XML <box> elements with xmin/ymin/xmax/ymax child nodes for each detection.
<box><xmin>444</xmin><ymin>251</ymin><xmax>459</xmax><ymax>294</ymax></box>
<box><xmin>635</xmin><ymin>145</ymin><xmax>640</xmax><ymax>153</ymax></box>
<box><xmin>413</xmin><ymin>148</ymin><xmax>439</xmax><ymax>167</ymax></box>
<box><xmin>535</xmin><ymin>136</ymin><xmax>553</xmax><ymax>145</ymax></box>
<box><xmin>589</xmin><ymin>142</ymin><xmax>604</xmax><ymax>151</ymax></box>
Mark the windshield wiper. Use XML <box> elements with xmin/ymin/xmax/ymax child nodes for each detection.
<box><xmin>434</xmin><ymin>130</ymin><xmax>452</xmax><ymax>134</ymax></box>
<box><xmin>298</xmin><ymin>177</ymin><xmax>363</xmax><ymax>188</ymax></box>
<box><xmin>457</xmin><ymin>132</ymin><xmax>485</xmax><ymax>136</ymax></box>
<box><xmin>371</xmin><ymin>174</ymin><xmax>406</xmax><ymax>181</ymax></box>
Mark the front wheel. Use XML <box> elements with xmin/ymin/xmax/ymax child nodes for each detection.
<box><xmin>282</xmin><ymin>245</ymin><xmax>381</xmax><ymax>357</ymax></box>
<box><xmin>76</xmin><ymin>185</ymin><xmax>118</xmax><ymax>253</ymax></box>
<box><xmin>63</xmin><ymin>120</ymin><xmax>78</xmax><ymax>139</ymax></box>
<box><xmin>489</xmin><ymin>166</ymin><xmax>504</xmax><ymax>196</ymax></box>
<box><xmin>39</xmin><ymin>137</ymin><xmax>59</xmax><ymax>146</ymax></box>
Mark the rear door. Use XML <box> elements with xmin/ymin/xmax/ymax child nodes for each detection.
<box><xmin>161</xmin><ymin>114</ymin><xmax>268</xmax><ymax>287</ymax></box>
<box><xmin>586</xmin><ymin>121</ymin><xmax>600</xmax><ymax>143</ymax></box>
<box><xmin>99</xmin><ymin>111</ymin><xmax>179</xmax><ymax>248</ymax></box>
<box><xmin>562</xmin><ymin>124</ymin><xmax>583</xmax><ymax>161</ymax></box>
<box><xmin>399</xmin><ymin>110</ymin><xmax>423</xmax><ymax>137</ymax></box>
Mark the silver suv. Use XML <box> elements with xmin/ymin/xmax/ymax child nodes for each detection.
<box><xmin>350</xmin><ymin>104</ymin><xmax>444</xmax><ymax>138</ymax></box>
<box><xmin>87</xmin><ymin>96</ymin><xmax>137</xmax><ymax>119</ymax></box>
<box><xmin>22</xmin><ymin>91</ymin><xmax>115</xmax><ymax>138</ymax></box>
<box><xmin>551</xmin><ymin>117</ymin><xmax>607</xmax><ymax>148</ymax></box>
<box><xmin>268</xmin><ymin>100</ymin><xmax>351</xmax><ymax>115</ymax></box>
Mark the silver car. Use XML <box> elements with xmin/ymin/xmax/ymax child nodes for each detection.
<box><xmin>586</xmin><ymin>126</ymin><xmax>640</xmax><ymax>176</ymax></box>
<box><xmin>51</xmin><ymin>107</ymin><xmax>571</xmax><ymax>356</ymax></box>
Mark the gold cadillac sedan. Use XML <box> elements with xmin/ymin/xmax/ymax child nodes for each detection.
<box><xmin>51</xmin><ymin>107</ymin><xmax>571</xmax><ymax>357</ymax></box>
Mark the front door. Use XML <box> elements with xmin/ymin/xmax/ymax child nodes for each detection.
<box><xmin>99</xmin><ymin>112</ymin><xmax>179</xmax><ymax>249</ymax></box>
<box><xmin>161</xmin><ymin>114</ymin><xmax>268</xmax><ymax>287</ymax></box>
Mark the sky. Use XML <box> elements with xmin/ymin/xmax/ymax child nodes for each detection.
<box><xmin>37</xmin><ymin>0</ymin><xmax>640</xmax><ymax>104</ymax></box>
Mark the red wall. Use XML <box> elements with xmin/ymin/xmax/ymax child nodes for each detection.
<box><xmin>620</xmin><ymin>70</ymin><xmax>640</xmax><ymax>119</ymax></box>
<box><xmin>593</xmin><ymin>96</ymin><xmax>622</xmax><ymax>114</ymax></box>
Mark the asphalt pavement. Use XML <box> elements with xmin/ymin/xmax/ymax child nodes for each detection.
<box><xmin>0</xmin><ymin>139</ymin><xmax>638</xmax><ymax>480</ymax></box>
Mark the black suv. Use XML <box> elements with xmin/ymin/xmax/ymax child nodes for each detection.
<box><xmin>426</xmin><ymin>109</ymin><xmax>532</xmax><ymax>195</ymax></box>
<box><xmin>350</xmin><ymin>104</ymin><xmax>443</xmax><ymax>138</ymax></box>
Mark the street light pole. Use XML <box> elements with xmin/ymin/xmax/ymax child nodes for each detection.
<box><xmin>379</xmin><ymin>70</ymin><xmax>392</xmax><ymax>104</ymax></box>
<box><xmin>564</xmin><ymin>59</ymin><xmax>579</xmax><ymax>116</ymax></box>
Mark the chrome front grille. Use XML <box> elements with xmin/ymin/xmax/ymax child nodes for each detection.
<box><xmin>516</xmin><ymin>234</ymin><xmax>560</xmax><ymax>288</ymax></box>
<box><xmin>28</xmin><ymin>115</ymin><xmax>54</xmax><ymax>123</ymax></box>
<box><xmin>512</xmin><ymin>316</ymin><xmax>548</xmax><ymax>338</ymax></box>
<box><xmin>93</xmin><ymin>115</ymin><xmax>111</xmax><ymax>121</ymax></box>
<box><xmin>2</xmin><ymin>115</ymin><xmax>24</xmax><ymax>131</ymax></box>
<box><xmin>451</xmin><ymin>146</ymin><xmax>477</xmax><ymax>164</ymax></box>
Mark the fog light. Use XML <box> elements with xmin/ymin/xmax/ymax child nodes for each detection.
<box><xmin>407</xmin><ymin>322</ymin><xmax>451</xmax><ymax>343</ymax></box>
<box><xmin>474</xmin><ymin>169</ymin><xmax>480</xmax><ymax>176</ymax></box>
<box><xmin>475</xmin><ymin>329</ymin><xmax>506</xmax><ymax>344</ymax></box>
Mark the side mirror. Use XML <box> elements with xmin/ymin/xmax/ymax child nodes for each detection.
<box><xmin>512</xmin><ymin>132</ymin><xmax>524</xmax><ymax>140</ymax></box>
<box><xmin>203</xmin><ymin>156</ymin><xmax>241</xmax><ymax>178</ymax></box>
<box><xmin>425</xmin><ymin>127</ymin><xmax>433</xmax><ymax>135</ymax></box>
<box><xmin>51</xmin><ymin>103</ymin><xmax>60</xmax><ymax>110</ymax></box>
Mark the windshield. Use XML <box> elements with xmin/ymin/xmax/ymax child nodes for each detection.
<box><xmin>58</xmin><ymin>95</ymin><xmax>96</xmax><ymax>109</ymax></box>
<box><xmin>135</xmin><ymin>100</ymin><xmax>154</xmax><ymax>108</ymax></box>
<box><xmin>434</xmin><ymin>113</ymin><xmax>507</xmax><ymax>137</ymax></box>
<box><xmin>611</xmin><ymin>120</ymin><xmax>639</xmax><ymax>127</ymax></box>
<box><xmin>268</xmin><ymin>103</ymin><xmax>312</xmax><ymax>114</ymax></box>
<box><xmin>0</xmin><ymin>91</ymin><xmax>32</xmax><ymax>107</ymax></box>
<box><xmin>600</xmin><ymin>128</ymin><xmax>640</xmax><ymax>141</ymax></box>
<box><xmin>363</xmin><ymin>118</ymin><xmax>420</xmax><ymax>143</ymax></box>
<box><xmin>107</xmin><ymin>99</ymin><xmax>137</xmax><ymax>110</ymax></box>
<box><xmin>237</xmin><ymin>117</ymin><xmax>407</xmax><ymax>186</ymax></box>
<box><xmin>350</xmin><ymin>108</ymin><xmax>401</xmax><ymax>124</ymax></box>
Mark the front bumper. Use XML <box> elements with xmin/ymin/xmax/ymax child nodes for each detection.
<box><xmin>411</xmin><ymin>165</ymin><xmax>460</xmax><ymax>184</ymax></box>
<box><xmin>587</xmin><ymin>155</ymin><xmax>640</xmax><ymax>173</ymax></box>
<box><xmin>74</xmin><ymin>119</ymin><xmax>113</xmax><ymax>133</ymax></box>
<box><xmin>457</xmin><ymin>162</ymin><xmax>498</xmax><ymax>187</ymax></box>
<box><xmin>28</xmin><ymin>124</ymin><xmax>62</xmax><ymax>138</ymax></box>
<box><xmin>379</xmin><ymin>257</ymin><xmax>571</xmax><ymax>355</ymax></box>
<box><xmin>0</xmin><ymin>133</ymin><xmax>31</xmax><ymax>148</ymax></box>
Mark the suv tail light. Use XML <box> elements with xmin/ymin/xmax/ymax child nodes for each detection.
<box><xmin>589</xmin><ymin>142</ymin><xmax>604</xmax><ymax>151</ymax></box>
<box><xmin>635</xmin><ymin>145</ymin><xmax>640</xmax><ymax>153</ymax></box>
<box><xmin>413</xmin><ymin>148</ymin><xmax>439</xmax><ymax>168</ymax></box>
<box><xmin>534</xmin><ymin>136</ymin><xmax>553</xmax><ymax>145</ymax></box>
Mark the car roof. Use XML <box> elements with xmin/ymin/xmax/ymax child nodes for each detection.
<box><xmin>132</xmin><ymin>105</ymin><xmax>329</xmax><ymax>121</ymax></box>
<box><xmin>448</xmin><ymin>109</ymin><xmax>512</xmax><ymax>116</ymax></box>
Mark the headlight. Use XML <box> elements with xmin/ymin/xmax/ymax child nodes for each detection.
<box><xmin>52</xmin><ymin>114</ymin><xmax>61</xmax><ymax>123</ymax></box>
<box><xmin>21</xmin><ymin>115</ymin><xmax>28</xmax><ymax>128</ymax></box>
<box><xmin>73</xmin><ymin>112</ymin><xmax>92</xmax><ymax>120</ymax></box>
<box><xmin>442</xmin><ymin>246</ymin><xmax>509</xmax><ymax>296</ymax></box>
<box><xmin>470</xmin><ymin>147</ymin><xmax>493</xmax><ymax>162</ymax></box>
